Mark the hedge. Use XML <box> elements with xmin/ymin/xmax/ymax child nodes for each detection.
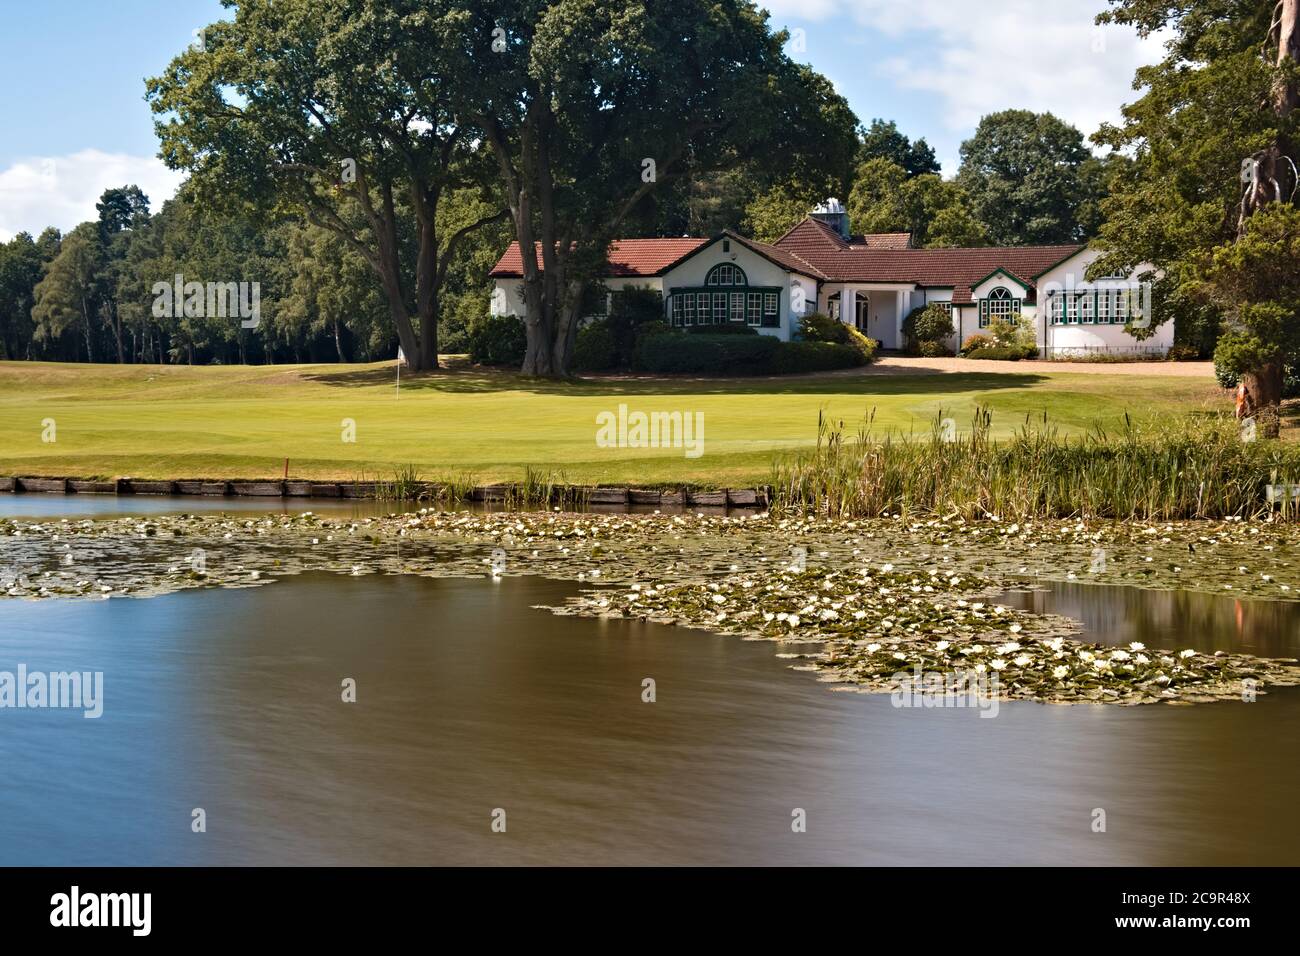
<box><xmin>636</xmin><ymin>333</ymin><xmax>864</xmax><ymax>376</ymax></box>
<box><xmin>769</xmin><ymin>341</ymin><xmax>867</xmax><ymax>373</ymax></box>
<box><xmin>965</xmin><ymin>345</ymin><xmax>1037</xmax><ymax>361</ymax></box>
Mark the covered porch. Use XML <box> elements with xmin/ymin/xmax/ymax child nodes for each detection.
<box><xmin>821</xmin><ymin>283</ymin><xmax>916</xmax><ymax>350</ymax></box>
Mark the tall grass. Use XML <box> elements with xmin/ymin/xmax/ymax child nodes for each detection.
<box><xmin>374</xmin><ymin>464</ymin><xmax>427</xmax><ymax>502</ymax></box>
<box><xmin>770</xmin><ymin>409</ymin><xmax>1300</xmax><ymax>521</ymax></box>
<box><xmin>506</xmin><ymin>466</ymin><xmax>589</xmax><ymax>511</ymax></box>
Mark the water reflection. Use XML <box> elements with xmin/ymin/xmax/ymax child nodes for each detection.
<box><xmin>1</xmin><ymin>574</ymin><xmax>1297</xmax><ymax>865</ymax></box>
<box><xmin>998</xmin><ymin>581</ymin><xmax>1300</xmax><ymax>659</ymax></box>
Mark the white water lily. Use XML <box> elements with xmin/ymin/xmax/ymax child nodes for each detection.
<box><xmin>787</xmin><ymin>615</ymin><xmax>801</xmax><ymax>627</ymax></box>
<box><xmin>973</xmin><ymin>663</ymin><xmax>987</xmax><ymax>674</ymax></box>
<box><xmin>1008</xmin><ymin>623</ymin><xmax>1022</xmax><ymax>633</ymax></box>
<box><xmin>1013</xmin><ymin>655</ymin><xmax>1031</xmax><ymax>667</ymax></box>
<box><xmin>853</xmin><ymin>610</ymin><xmax>867</xmax><ymax>620</ymax></box>
<box><xmin>880</xmin><ymin>563</ymin><xmax>894</xmax><ymax>572</ymax></box>
<box><xmin>1110</xmin><ymin>650</ymin><xmax>1130</xmax><ymax>661</ymax></box>
<box><xmin>892</xmin><ymin>652</ymin><xmax>907</xmax><ymax>660</ymax></box>
<box><xmin>763</xmin><ymin>611</ymin><xmax>775</xmax><ymax>622</ymax></box>
<box><xmin>866</xmin><ymin>643</ymin><xmax>882</xmax><ymax>653</ymax></box>
<box><xmin>1179</xmin><ymin>649</ymin><xmax>1196</xmax><ymax>659</ymax></box>
<box><xmin>711</xmin><ymin>594</ymin><xmax>726</xmax><ymax>605</ymax></box>
<box><xmin>1129</xmin><ymin>642</ymin><xmax>1145</xmax><ymax>651</ymax></box>
<box><xmin>1078</xmin><ymin>650</ymin><xmax>1095</xmax><ymax>662</ymax></box>
<box><xmin>995</xmin><ymin>642</ymin><xmax>1021</xmax><ymax>654</ymax></box>
<box><xmin>990</xmin><ymin>659</ymin><xmax>1007</xmax><ymax>671</ymax></box>
<box><xmin>1135</xmin><ymin>654</ymin><xmax>1150</xmax><ymax>665</ymax></box>
<box><xmin>1052</xmin><ymin>665</ymin><xmax>1069</xmax><ymax>679</ymax></box>
<box><xmin>935</xmin><ymin>641</ymin><xmax>950</xmax><ymax>651</ymax></box>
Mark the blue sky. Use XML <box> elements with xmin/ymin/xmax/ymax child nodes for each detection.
<box><xmin>0</xmin><ymin>0</ymin><xmax>1164</xmax><ymax>240</ymax></box>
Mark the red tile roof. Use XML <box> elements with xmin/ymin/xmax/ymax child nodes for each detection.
<box><xmin>489</xmin><ymin>220</ymin><xmax>1086</xmax><ymax>305</ymax></box>
<box><xmin>850</xmin><ymin>232</ymin><xmax>913</xmax><ymax>249</ymax></box>
<box><xmin>489</xmin><ymin>238</ymin><xmax>708</xmax><ymax>278</ymax></box>
<box><xmin>723</xmin><ymin>232</ymin><xmax>825</xmax><ymax>279</ymax></box>
<box><xmin>774</xmin><ymin>218</ymin><xmax>1083</xmax><ymax>303</ymax></box>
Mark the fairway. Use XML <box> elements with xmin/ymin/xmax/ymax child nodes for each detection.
<box><xmin>0</xmin><ymin>360</ymin><xmax>1224</xmax><ymax>486</ymax></box>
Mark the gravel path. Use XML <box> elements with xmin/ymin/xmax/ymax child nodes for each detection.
<box><xmin>865</xmin><ymin>356</ymin><xmax>1217</xmax><ymax>377</ymax></box>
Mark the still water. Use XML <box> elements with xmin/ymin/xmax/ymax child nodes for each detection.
<box><xmin>1</xmin><ymin>507</ymin><xmax>1298</xmax><ymax>865</ymax></box>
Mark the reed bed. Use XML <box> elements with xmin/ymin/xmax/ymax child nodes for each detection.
<box><xmin>771</xmin><ymin>409</ymin><xmax>1300</xmax><ymax>521</ymax></box>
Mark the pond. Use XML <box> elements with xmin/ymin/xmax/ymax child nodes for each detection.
<box><xmin>0</xmin><ymin>502</ymin><xmax>1297</xmax><ymax>865</ymax></box>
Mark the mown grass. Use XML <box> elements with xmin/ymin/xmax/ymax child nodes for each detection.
<box><xmin>772</xmin><ymin>409</ymin><xmax>1300</xmax><ymax>520</ymax></box>
<box><xmin>0</xmin><ymin>358</ymin><xmax>1227</xmax><ymax>485</ymax></box>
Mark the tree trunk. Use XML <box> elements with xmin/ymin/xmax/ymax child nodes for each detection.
<box><xmin>1236</xmin><ymin>0</ymin><xmax>1299</xmax><ymax>429</ymax></box>
<box><xmin>81</xmin><ymin>296</ymin><xmax>94</xmax><ymax>363</ymax></box>
<box><xmin>1245</xmin><ymin>360</ymin><xmax>1286</xmax><ymax>438</ymax></box>
<box><xmin>334</xmin><ymin>317</ymin><xmax>345</xmax><ymax>363</ymax></box>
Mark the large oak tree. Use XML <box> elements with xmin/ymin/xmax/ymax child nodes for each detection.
<box><xmin>460</xmin><ymin>0</ymin><xmax>857</xmax><ymax>376</ymax></box>
<box><xmin>147</xmin><ymin>0</ymin><xmax>504</xmax><ymax>371</ymax></box>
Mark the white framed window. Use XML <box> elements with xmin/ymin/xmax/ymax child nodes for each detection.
<box><xmin>1080</xmin><ymin>291</ymin><xmax>1094</xmax><ymax>324</ymax></box>
<box><xmin>671</xmin><ymin>295</ymin><xmax>683</xmax><ymax>326</ymax></box>
<box><xmin>979</xmin><ymin>287</ymin><xmax>1020</xmax><ymax>328</ymax></box>
<box><xmin>713</xmin><ymin>292</ymin><xmax>727</xmax><ymax>323</ymax></box>
<box><xmin>731</xmin><ymin>292</ymin><xmax>745</xmax><ymax>322</ymax></box>
<box><xmin>764</xmin><ymin>292</ymin><xmax>778</xmax><ymax>316</ymax></box>
<box><xmin>1050</xmin><ymin>295</ymin><xmax>1065</xmax><ymax>325</ymax></box>
<box><xmin>1097</xmin><ymin>290</ymin><xmax>1112</xmax><ymax>323</ymax></box>
<box><xmin>683</xmin><ymin>294</ymin><xmax>695</xmax><ymax>326</ymax></box>
<box><xmin>696</xmin><ymin>292</ymin><xmax>711</xmax><ymax>324</ymax></box>
<box><xmin>1115</xmin><ymin>288</ymin><xmax>1130</xmax><ymax>323</ymax></box>
<box><xmin>706</xmin><ymin>263</ymin><xmax>747</xmax><ymax>287</ymax></box>
<box><xmin>746</xmin><ymin>292</ymin><xmax>762</xmax><ymax>326</ymax></box>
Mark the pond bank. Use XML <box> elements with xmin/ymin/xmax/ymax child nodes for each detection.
<box><xmin>0</xmin><ymin>476</ymin><xmax>767</xmax><ymax>508</ymax></box>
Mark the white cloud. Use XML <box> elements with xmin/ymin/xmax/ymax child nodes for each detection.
<box><xmin>0</xmin><ymin>150</ymin><xmax>185</xmax><ymax>242</ymax></box>
<box><xmin>771</xmin><ymin>0</ymin><xmax>1168</xmax><ymax>174</ymax></box>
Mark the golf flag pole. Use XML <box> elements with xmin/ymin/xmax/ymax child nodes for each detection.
<box><xmin>396</xmin><ymin>345</ymin><xmax>406</xmax><ymax>398</ymax></box>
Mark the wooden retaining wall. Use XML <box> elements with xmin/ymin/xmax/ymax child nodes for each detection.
<box><xmin>0</xmin><ymin>476</ymin><xmax>769</xmax><ymax>509</ymax></box>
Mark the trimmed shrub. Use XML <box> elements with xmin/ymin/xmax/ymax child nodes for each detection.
<box><xmin>635</xmin><ymin>333</ymin><xmax>779</xmax><ymax>375</ymax></box>
<box><xmin>635</xmin><ymin>332</ymin><xmax>865</xmax><ymax>375</ymax></box>
<box><xmin>572</xmin><ymin>320</ymin><xmax>618</xmax><ymax>372</ymax></box>
<box><xmin>798</xmin><ymin>312</ymin><xmax>878</xmax><ymax>360</ymax></box>
<box><xmin>798</xmin><ymin>312</ymin><xmax>849</xmax><ymax>343</ymax></box>
<box><xmin>966</xmin><ymin>345</ymin><xmax>1037</xmax><ymax>361</ymax></box>
<box><xmin>917</xmin><ymin>340</ymin><xmax>954</xmax><ymax>358</ymax></box>
<box><xmin>769</xmin><ymin>341</ymin><xmax>867</xmax><ymax>374</ymax></box>
<box><xmin>902</xmin><ymin>304</ymin><xmax>954</xmax><ymax>353</ymax></box>
<box><xmin>1166</xmin><ymin>343</ymin><xmax>1201</xmax><ymax>362</ymax></box>
<box><xmin>959</xmin><ymin>333</ymin><xmax>993</xmax><ymax>355</ymax></box>
<box><xmin>468</xmin><ymin>314</ymin><xmax>527</xmax><ymax>367</ymax></box>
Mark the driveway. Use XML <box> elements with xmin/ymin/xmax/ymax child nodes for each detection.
<box><xmin>864</xmin><ymin>355</ymin><xmax>1217</xmax><ymax>377</ymax></box>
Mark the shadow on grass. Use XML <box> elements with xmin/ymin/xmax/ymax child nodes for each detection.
<box><xmin>301</xmin><ymin>362</ymin><xmax>1050</xmax><ymax>397</ymax></box>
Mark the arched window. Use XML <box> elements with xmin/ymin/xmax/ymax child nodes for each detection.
<box><xmin>705</xmin><ymin>263</ymin><xmax>747</xmax><ymax>287</ymax></box>
<box><xmin>979</xmin><ymin>286</ymin><xmax>1021</xmax><ymax>328</ymax></box>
